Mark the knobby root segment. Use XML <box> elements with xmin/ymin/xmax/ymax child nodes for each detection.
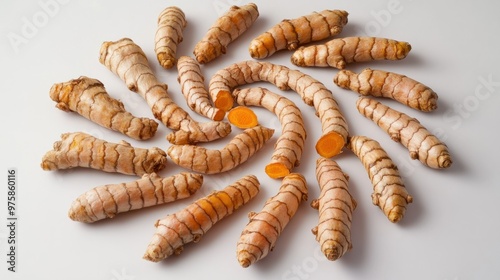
<box><xmin>68</xmin><ymin>172</ymin><xmax>203</xmax><ymax>223</ymax></box>
<box><xmin>236</xmin><ymin>173</ymin><xmax>308</xmax><ymax>267</ymax></box>
<box><xmin>49</xmin><ymin>76</ymin><xmax>158</xmax><ymax>140</ymax></box>
<box><xmin>193</xmin><ymin>3</ymin><xmax>259</xmax><ymax>64</ymax></box>
<box><xmin>312</xmin><ymin>158</ymin><xmax>356</xmax><ymax>260</ymax></box>
<box><xmin>155</xmin><ymin>6</ymin><xmax>187</xmax><ymax>69</ymax></box>
<box><xmin>232</xmin><ymin>87</ymin><xmax>306</xmax><ymax>179</ymax></box>
<box><xmin>143</xmin><ymin>175</ymin><xmax>260</xmax><ymax>262</ymax></box>
<box><xmin>209</xmin><ymin>60</ymin><xmax>349</xmax><ymax>158</ymax></box>
<box><xmin>347</xmin><ymin>135</ymin><xmax>413</xmax><ymax>223</ymax></box>
<box><xmin>177</xmin><ymin>56</ymin><xmax>225</xmax><ymax>121</ymax></box>
<box><xmin>249</xmin><ymin>9</ymin><xmax>348</xmax><ymax>59</ymax></box>
<box><xmin>227</xmin><ymin>106</ymin><xmax>259</xmax><ymax>129</ymax></box>
<box><xmin>40</xmin><ymin>132</ymin><xmax>167</xmax><ymax>176</ymax></box>
<box><xmin>356</xmin><ymin>97</ymin><xmax>452</xmax><ymax>169</ymax></box>
<box><xmin>334</xmin><ymin>68</ymin><xmax>438</xmax><ymax>112</ymax></box>
<box><xmin>99</xmin><ymin>38</ymin><xmax>231</xmax><ymax>145</ymax></box>
<box><xmin>167</xmin><ymin>126</ymin><xmax>274</xmax><ymax>174</ymax></box>
<box><xmin>291</xmin><ymin>37</ymin><xmax>411</xmax><ymax>69</ymax></box>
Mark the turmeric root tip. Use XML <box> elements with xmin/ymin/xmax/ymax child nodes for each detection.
<box><xmin>228</xmin><ymin>106</ymin><xmax>259</xmax><ymax>129</ymax></box>
<box><xmin>315</xmin><ymin>132</ymin><xmax>345</xmax><ymax>158</ymax></box>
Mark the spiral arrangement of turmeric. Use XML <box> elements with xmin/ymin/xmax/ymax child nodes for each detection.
<box><xmin>40</xmin><ymin>2</ymin><xmax>456</xmax><ymax>270</ymax></box>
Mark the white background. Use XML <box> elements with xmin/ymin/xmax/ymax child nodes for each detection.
<box><xmin>1</xmin><ymin>1</ymin><xmax>500</xmax><ymax>279</ymax></box>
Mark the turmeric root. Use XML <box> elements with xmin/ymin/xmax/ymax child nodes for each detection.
<box><xmin>154</xmin><ymin>6</ymin><xmax>187</xmax><ymax>69</ymax></box>
<box><xmin>232</xmin><ymin>87</ymin><xmax>306</xmax><ymax>179</ymax></box>
<box><xmin>291</xmin><ymin>37</ymin><xmax>411</xmax><ymax>69</ymax></box>
<box><xmin>193</xmin><ymin>3</ymin><xmax>259</xmax><ymax>64</ymax></box>
<box><xmin>334</xmin><ymin>68</ymin><xmax>438</xmax><ymax>112</ymax></box>
<box><xmin>312</xmin><ymin>158</ymin><xmax>356</xmax><ymax>260</ymax></box>
<box><xmin>209</xmin><ymin>60</ymin><xmax>349</xmax><ymax>158</ymax></box>
<box><xmin>69</xmin><ymin>172</ymin><xmax>203</xmax><ymax>223</ymax></box>
<box><xmin>227</xmin><ymin>106</ymin><xmax>259</xmax><ymax>129</ymax></box>
<box><xmin>347</xmin><ymin>135</ymin><xmax>412</xmax><ymax>223</ymax></box>
<box><xmin>143</xmin><ymin>175</ymin><xmax>260</xmax><ymax>262</ymax></box>
<box><xmin>167</xmin><ymin>126</ymin><xmax>274</xmax><ymax>174</ymax></box>
<box><xmin>99</xmin><ymin>38</ymin><xmax>231</xmax><ymax>145</ymax></box>
<box><xmin>49</xmin><ymin>76</ymin><xmax>158</xmax><ymax>140</ymax></box>
<box><xmin>356</xmin><ymin>98</ymin><xmax>452</xmax><ymax>169</ymax></box>
<box><xmin>236</xmin><ymin>173</ymin><xmax>308</xmax><ymax>267</ymax></box>
<box><xmin>249</xmin><ymin>10</ymin><xmax>348</xmax><ymax>59</ymax></box>
<box><xmin>176</xmin><ymin>56</ymin><xmax>225</xmax><ymax>121</ymax></box>
<box><xmin>41</xmin><ymin>132</ymin><xmax>167</xmax><ymax>176</ymax></box>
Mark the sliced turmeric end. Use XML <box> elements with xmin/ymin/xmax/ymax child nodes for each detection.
<box><xmin>265</xmin><ymin>162</ymin><xmax>290</xmax><ymax>179</ymax></box>
<box><xmin>315</xmin><ymin>132</ymin><xmax>345</xmax><ymax>158</ymax></box>
<box><xmin>214</xmin><ymin>90</ymin><xmax>234</xmax><ymax>112</ymax></box>
<box><xmin>227</xmin><ymin>106</ymin><xmax>259</xmax><ymax>129</ymax></box>
<box><xmin>212</xmin><ymin>109</ymin><xmax>226</xmax><ymax>122</ymax></box>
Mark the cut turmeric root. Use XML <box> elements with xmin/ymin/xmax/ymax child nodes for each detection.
<box><xmin>49</xmin><ymin>76</ymin><xmax>158</xmax><ymax>140</ymax></box>
<box><xmin>177</xmin><ymin>56</ymin><xmax>225</xmax><ymax>121</ymax></box>
<box><xmin>69</xmin><ymin>172</ymin><xmax>203</xmax><ymax>223</ymax></box>
<box><xmin>312</xmin><ymin>158</ymin><xmax>356</xmax><ymax>260</ymax></box>
<box><xmin>167</xmin><ymin>126</ymin><xmax>274</xmax><ymax>174</ymax></box>
<box><xmin>347</xmin><ymin>135</ymin><xmax>413</xmax><ymax>222</ymax></box>
<box><xmin>232</xmin><ymin>87</ymin><xmax>306</xmax><ymax>179</ymax></box>
<box><xmin>154</xmin><ymin>6</ymin><xmax>187</xmax><ymax>69</ymax></box>
<box><xmin>334</xmin><ymin>68</ymin><xmax>438</xmax><ymax>112</ymax></box>
<box><xmin>249</xmin><ymin>9</ymin><xmax>348</xmax><ymax>59</ymax></box>
<box><xmin>143</xmin><ymin>175</ymin><xmax>260</xmax><ymax>262</ymax></box>
<box><xmin>209</xmin><ymin>60</ymin><xmax>349</xmax><ymax>158</ymax></box>
<box><xmin>236</xmin><ymin>173</ymin><xmax>308</xmax><ymax>267</ymax></box>
<box><xmin>41</xmin><ymin>132</ymin><xmax>167</xmax><ymax>176</ymax></box>
<box><xmin>356</xmin><ymin>97</ymin><xmax>452</xmax><ymax>169</ymax></box>
<box><xmin>227</xmin><ymin>106</ymin><xmax>259</xmax><ymax>129</ymax></box>
<box><xmin>291</xmin><ymin>37</ymin><xmax>411</xmax><ymax>69</ymax></box>
<box><xmin>99</xmin><ymin>38</ymin><xmax>231</xmax><ymax>145</ymax></box>
<box><xmin>193</xmin><ymin>3</ymin><xmax>259</xmax><ymax>64</ymax></box>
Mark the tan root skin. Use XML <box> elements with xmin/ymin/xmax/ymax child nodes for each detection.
<box><xmin>232</xmin><ymin>87</ymin><xmax>307</xmax><ymax>179</ymax></box>
<box><xmin>356</xmin><ymin>97</ymin><xmax>452</xmax><ymax>169</ymax></box>
<box><xmin>236</xmin><ymin>173</ymin><xmax>308</xmax><ymax>267</ymax></box>
<box><xmin>143</xmin><ymin>175</ymin><xmax>260</xmax><ymax>262</ymax></box>
<box><xmin>194</xmin><ymin>3</ymin><xmax>259</xmax><ymax>64</ymax></box>
<box><xmin>335</xmin><ymin>68</ymin><xmax>438</xmax><ymax>112</ymax></box>
<box><xmin>249</xmin><ymin>10</ymin><xmax>348</xmax><ymax>59</ymax></box>
<box><xmin>41</xmin><ymin>132</ymin><xmax>167</xmax><ymax>176</ymax></box>
<box><xmin>227</xmin><ymin>106</ymin><xmax>259</xmax><ymax>129</ymax></box>
<box><xmin>99</xmin><ymin>38</ymin><xmax>231</xmax><ymax>145</ymax></box>
<box><xmin>69</xmin><ymin>172</ymin><xmax>203</xmax><ymax>223</ymax></box>
<box><xmin>312</xmin><ymin>158</ymin><xmax>356</xmax><ymax>260</ymax></box>
<box><xmin>155</xmin><ymin>6</ymin><xmax>187</xmax><ymax>69</ymax></box>
<box><xmin>347</xmin><ymin>136</ymin><xmax>412</xmax><ymax>223</ymax></box>
<box><xmin>209</xmin><ymin>60</ymin><xmax>348</xmax><ymax>158</ymax></box>
<box><xmin>49</xmin><ymin>76</ymin><xmax>158</xmax><ymax>140</ymax></box>
<box><xmin>177</xmin><ymin>56</ymin><xmax>225</xmax><ymax>121</ymax></box>
<box><xmin>291</xmin><ymin>37</ymin><xmax>411</xmax><ymax>69</ymax></box>
<box><xmin>167</xmin><ymin>126</ymin><xmax>274</xmax><ymax>174</ymax></box>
